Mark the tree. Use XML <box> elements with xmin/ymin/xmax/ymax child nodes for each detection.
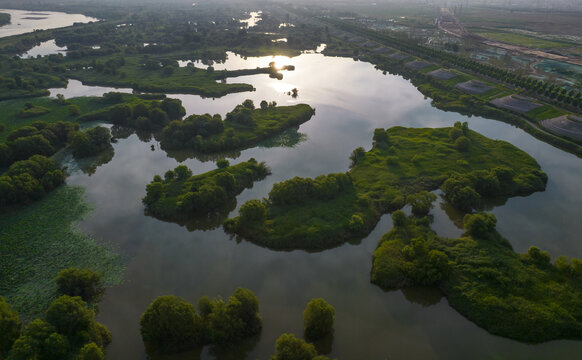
<box><xmin>242</xmin><ymin>99</ymin><xmax>255</xmax><ymax>110</ymax></box>
<box><xmin>0</xmin><ymin>296</ymin><xmax>21</xmax><ymax>355</ymax></box>
<box><xmin>407</xmin><ymin>191</ymin><xmax>437</xmax><ymax>217</ymax></box>
<box><xmin>463</xmin><ymin>213</ymin><xmax>497</xmax><ymax>238</ymax></box>
<box><xmin>140</xmin><ymin>295</ymin><xmax>203</xmax><ymax>354</ymax></box>
<box><xmin>229</xmin><ymin>287</ymin><xmax>262</xmax><ymax>337</ymax></box>
<box><xmin>271</xmin><ymin>333</ymin><xmax>317</xmax><ymax>360</ymax></box>
<box><xmin>216</xmin><ymin>158</ymin><xmax>230</xmax><ymax>169</ymax></box>
<box><xmin>108</xmin><ymin>104</ymin><xmax>132</xmax><ymax>125</ymax></box>
<box><xmin>56</xmin><ymin>268</ymin><xmax>105</xmax><ymax>303</ymax></box>
<box><xmin>455</xmin><ymin>136</ymin><xmax>471</xmax><ymax>152</ymax></box>
<box><xmin>161</xmin><ymin>98</ymin><xmax>186</xmax><ymax>120</ymax></box>
<box><xmin>392</xmin><ymin>210</ymin><xmax>407</xmax><ymax>227</ymax></box>
<box><xmin>68</xmin><ymin>105</ymin><xmax>81</xmax><ymax>116</ymax></box>
<box><xmin>46</xmin><ymin>295</ymin><xmax>94</xmax><ymax>342</ymax></box>
<box><xmin>349</xmin><ymin>147</ymin><xmax>366</xmax><ymax>167</ymax></box>
<box><xmin>174</xmin><ymin>165</ymin><xmax>192</xmax><ymax>180</ymax></box>
<box><xmin>238</xmin><ymin>199</ymin><xmax>267</xmax><ymax>225</ymax></box>
<box><xmin>260</xmin><ymin>100</ymin><xmax>268</xmax><ymax>110</ymax></box>
<box><xmin>79</xmin><ymin>342</ymin><xmax>104</xmax><ymax>360</ymax></box>
<box><xmin>303</xmin><ymin>298</ymin><xmax>335</xmax><ymax>341</ymax></box>
<box><xmin>373</xmin><ymin>128</ymin><xmax>389</xmax><ymax>148</ymax></box>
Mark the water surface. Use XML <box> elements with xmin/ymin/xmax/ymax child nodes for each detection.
<box><xmin>0</xmin><ymin>9</ymin><xmax>98</xmax><ymax>38</ymax></box>
<box><xmin>57</xmin><ymin>52</ymin><xmax>582</xmax><ymax>359</ymax></box>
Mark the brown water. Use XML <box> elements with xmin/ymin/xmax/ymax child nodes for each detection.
<box><xmin>52</xmin><ymin>52</ymin><xmax>582</xmax><ymax>359</ymax></box>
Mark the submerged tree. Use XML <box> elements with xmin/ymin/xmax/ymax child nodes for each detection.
<box><xmin>303</xmin><ymin>298</ymin><xmax>335</xmax><ymax>341</ymax></box>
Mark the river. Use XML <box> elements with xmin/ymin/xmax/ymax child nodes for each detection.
<box><xmin>0</xmin><ymin>8</ymin><xmax>98</xmax><ymax>38</ymax></box>
<box><xmin>49</xmin><ymin>51</ymin><xmax>582</xmax><ymax>359</ymax></box>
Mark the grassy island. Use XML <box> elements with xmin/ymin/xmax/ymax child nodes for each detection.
<box><xmin>159</xmin><ymin>100</ymin><xmax>315</xmax><ymax>154</ymax></box>
<box><xmin>143</xmin><ymin>159</ymin><xmax>270</xmax><ymax>225</ymax></box>
<box><xmin>224</xmin><ymin>124</ymin><xmax>547</xmax><ymax>250</ymax></box>
<box><xmin>372</xmin><ymin>211</ymin><xmax>582</xmax><ymax>343</ymax></box>
<box><xmin>0</xmin><ymin>13</ymin><xmax>10</xmax><ymax>27</ymax></box>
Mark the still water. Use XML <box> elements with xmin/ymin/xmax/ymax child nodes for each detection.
<box><xmin>0</xmin><ymin>9</ymin><xmax>98</xmax><ymax>38</ymax></box>
<box><xmin>52</xmin><ymin>52</ymin><xmax>582</xmax><ymax>359</ymax></box>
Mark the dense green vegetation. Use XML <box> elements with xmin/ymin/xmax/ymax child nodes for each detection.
<box><xmin>159</xmin><ymin>100</ymin><xmax>315</xmax><ymax>153</ymax></box>
<box><xmin>0</xmin><ymin>186</ymin><xmax>123</xmax><ymax>318</ymax></box>
<box><xmin>372</xmin><ymin>211</ymin><xmax>582</xmax><ymax>342</ymax></box>
<box><xmin>55</xmin><ymin>268</ymin><xmax>105</xmax><ymax>304</ymax></box>
<box><xmin>0</xmin><ymin>155</ymin><xmax>65</xmax><ymax>207</ymax></box>
<box><xmin>1</xmin><ymin>270</ymin><xmax>112</xmax><ymax>360</ymax></box>
<box><xmin>0</xmin><ymin>13</ymin><xmax>10</xmax><ymax>27</ymax></box>
<box><xmin>270</xmin><ymin>334</ymin><xmax>331</xmax><ymax>360</ymax></box>
<box><xmin>143</xmin><ymin>159</ymin><xmax>270</xmax><ymax>223</ymax></box>
<box><xmin>225</xmin><ymin>125</ymin><xmax>546</xmax><ymax>250</ymax></box>
<box><xmin>3</xmin><ymin>295</ymin><xmax>111</xmax><ymax>360</ymax></box>
<box><xmin>71</xmin><ymin>127</ymin><xmax>112</xmax><ymax>159</ymax></box>
<box><xmin>0</xmin><ymin>121</ymin><xmax>79</xmax><ymax>166</ymax></box>
<box><xmin>303</xmin><ymin>299</ymin><xmax>335</xmax><ymax>341</ymax></box>
<box><xmin>0</xmin><ymin>4</ymin><xmax>325</xmax><ymax>101</ymax></box>
<box><xmin>140</xmin><ymin>288</ymin><xmax>262</xmax><ymax>355</ymax></box>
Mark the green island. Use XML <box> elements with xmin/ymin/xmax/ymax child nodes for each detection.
<box><xmin>0</xmin><ymin>13</ymin><xmax>10</xmax><ymax>27</ymax></box>
<box><xmin>372</xmin><ymin>211</ymin><xmax>582</xmax><ymax>342</ymax></box>
<box><xmin>142</xmin><ymin>159</ymin><xmax>270</xmax><ymax>227</ymax></box>
<box><xmin>224</xmin><ymin>124</ymin><xmax>547</xmax><ymax>250</ymax></box>
<box><xmin>159</xmin><ymin>100</ymin><xmax>315</xmax><ymax>153</ymax></box>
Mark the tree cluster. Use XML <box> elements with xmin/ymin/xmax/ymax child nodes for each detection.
<box><xmin>71</xmin><ymin>127</ymin><xmax>112</xmax><ymax>159</ymax></box>
<box><xmin>56</xmin><ymin>268</ymin><xmax>105</xmax><ymax>304</ymax></box>
<box><xmin>140</xmin><ymin>288</ymin><xmax>262</xmax><ymax>355</ymax></box>
<box><xmin>0</xmin><ymin>121</ymin><xmax>79</xmax><ymax>166</ymax></box>
<box><xmin>441</xmin><ymin>165</ymin><xmax>547</xmax><ymax>212</ymax></box>
<box><xmin>143</xmin><ymin>159</ymin><xmax>270</xmax><ymax>220</ymax></box>
<box><xmin>108</xmin><ymin>98</ymin><xmax>184</xmax><ymax>131</ymax></box>
<box><xmin>268</xmin><ymin>173</ymin><xmax>352</xmax><ymax>206</ymax></box>
<box><xmin>1</xmin><ymin>294</ymin><xmax>110</xmax><ymax>360</ymax></box>
<box><xmin>303</xmin><ymin>298</ymin><xmax>335</xmax><ymax>341</ymax></box>
<box><xmin>0</xmin><ymin>155</ymin><xmax>65</xmax><ymax>207</ymax></box>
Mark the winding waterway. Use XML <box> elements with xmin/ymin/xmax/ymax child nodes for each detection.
<box><xmin>0</xmin><ymin>9</ymin><xmax>98</xmax><ymax>38</ymax></box>
<box><xmin>51</xmin><ymin>51</ymin><xmax>582</xmax><ymax>359</ymax></box>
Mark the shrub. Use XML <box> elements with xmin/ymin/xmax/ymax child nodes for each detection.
<box><xmin>392</xmin><ymin>210</ymin><xmax>407</xmax><ymax>227</ymax></box>
<box><xmin>349</xmin><ymin>147</ymin><xmax>366</xmax><ymax>167</ymax></box>
<box><xmin>79</xmin><ymin>342</ymin><xmax>104</xmax><ymax>360</ymax></box>
<box><xmin>463</xmin><ymin>213</ymin><xmax>497</xmax><ymax>238</ymax></box>
<box><xmin>455</xmin><ymin>136</ymin><xmax>471</xmax><ymax>152</ymax></box>
<box><xmin>239</xmin><ymin>199</ymin><xmax>267</xmax><ymax>224</ymax></box>
<box><xmin>56</xmin><ymin>268</ymin><xmax>104</xmax><ymax>303</ymax></box>
<box><xmin>0</xmin><ymin>296</ymin><xmax>21</xmax><ymax>355</ymax></box>
<box><xmin>407</xmin><ymin>191</ymin><xmax>437</xmax><ymax>217</ymax></box>
<box><xmin>303</xmin><ymin>298</ymin><xmax>335</xmax><ymax>341</ymax></box>
<box><xmin>46</xmin><ymin>296</ymin><xmax>94</xmax><ymax>342</ymax></box>
<box><xmin>271</xmin><ymin>333</ymin><xmax>317</xmax><ymax>360</ymax></box>
<box><xmin>216</xmin><ymin>158</ymin><xmax>230</xmax><ymax>169</ymax></box>
<box><xmin>140</xmin><ymin>295</ymin><xmax>203</xmax><ymax>353</ymax></box>
<box><xmin>348</xmin><ymin>214</ymin><xmax>364</xmax><ymax>233</ymax></box>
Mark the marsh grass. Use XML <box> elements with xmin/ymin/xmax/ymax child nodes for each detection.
<box><xmin>0</xmin><ymin>186</ymin><xmax>124</xmax><ymax>319</ymax></box>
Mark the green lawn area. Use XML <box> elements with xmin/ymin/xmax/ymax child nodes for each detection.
<box><xmin>474</xmin><ymin>29</ymin><xmax>572</xmax><ymax>49</ymax></box>
<box><xmin>527</xmin><ymin>105</ymin><xmax>567</xmax><ymax>121</ymax></box>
